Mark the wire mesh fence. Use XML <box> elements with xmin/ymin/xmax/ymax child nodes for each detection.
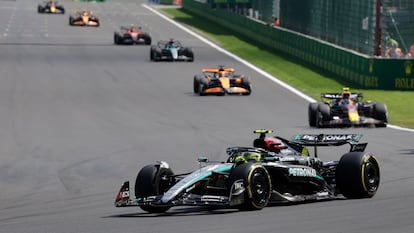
<box><xmin>248</xmin><ymin>0</ymin><xmax>414</xmax><ymax>58</ymax></box>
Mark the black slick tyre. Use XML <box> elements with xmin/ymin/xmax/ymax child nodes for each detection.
<box><xmin>114</xmin><ymin>34</ymin><xmax>119</xmax><ymax>45</ymax></box>
<box><xmin>193</xmin><ymin>75</ymin><xmax>201</xmax><ymax>94</ymax></box>
<box><xmin>229</xmin><ymin>163</ymin><xmax>271</xmax><ymax>210</ymax></box>
<box><xmin>373</xmin><ymin>102</ymin><xmax>388</xmax><ymax>127</ymax></box>
<box><xmin>186</xmin><ymin>49</ymin><xmax>194</xmax><ymax>62</ymax></box>
<box><xmin>145</xmin><ymin>36</ymin><xmax>152</xmax><ymax>45</ymax></box>
<box><xmin>336</xmin><ymin>152</ymin><xmax>380</xmax><ymax>198</ymax></box>
<box><xmin>308</xmin><ymin>102</ymin><xmax>318</xmax><ymax>127</ymax></box>
<box><xmin>150</xmin><ymin>46</ymin><xmax>160</xmax><ymax>61</ymax></box>
<box><xmin>316</xmin><ymin>103</ymin><xmax>330</xmax><ymax>128</ymax></box>
<box><xmin>134</xmin><ymin>164</ymin><xmax>174</xmax><ymax>213</ymax></box>
<box><xmin>241</xmin><ymin>78</ymin><xmax>251</xmax><ymax>95</ymax></box>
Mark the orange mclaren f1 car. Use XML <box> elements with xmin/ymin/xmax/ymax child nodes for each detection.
<box><xmin>193</xmin><ymin>66</ymin><xmax>251</xmax><ymax>96</ymax></box>
<box><xmin>69</xmin><ymin>10</ymin><xmax>99</xmax><ymax>27</ymax></box>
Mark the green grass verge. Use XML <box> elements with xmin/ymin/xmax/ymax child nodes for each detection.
<box><xmin>161</xmin><ymin>8</ymin><xmax>414</xmax><ymax>129</ymax></box>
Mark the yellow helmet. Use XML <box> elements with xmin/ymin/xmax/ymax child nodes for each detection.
<box><xmin>234</xmin><ymin>152</ymin><xmax>261</xmax><ymax>163</ymax></box>
<box><xmin>342</xmin><ymin>87</ymin><xmax>351</xmax><ymax>99</ymax></box>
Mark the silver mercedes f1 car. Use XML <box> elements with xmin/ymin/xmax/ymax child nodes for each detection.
<box><xmin>115</xmin><ymin>130</ymin><xmax>380</xmax><ymax>213</ymax></box>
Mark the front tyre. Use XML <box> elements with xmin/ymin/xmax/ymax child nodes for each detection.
<box><xmin>336</xmin><ymin>152</ymin><xmax>380</xmax><ymax>198</ymax></box>
<box><xmin>134</xmin><ymin>164</ymin><xmax>174</xmax><ymax>213</ymax></box>
<box><xmin>193</xmin><ymin>75</ymin><xmax>202</xmax><ymax>93</ymax></box>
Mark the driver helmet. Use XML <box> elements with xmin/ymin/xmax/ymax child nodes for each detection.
<box><xmin>342</xmin><ymin>87</ymin><xmax>351</xmax><ymax>99</ymax></box>
<box><xmin>234</xmin><ymin>152</ymin><xmax>261</xmax><ymax>164</ymax></box>
<box><xmin>218</xmin><ymin>71</ymin><xmax>228</xmax><ymax>77</ymax></box>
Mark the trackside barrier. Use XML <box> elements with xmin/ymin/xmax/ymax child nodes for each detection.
<box><xmin>182</xmin><ymin>0</ymin><xmax>414</xmax><ymax>90</ymax></box>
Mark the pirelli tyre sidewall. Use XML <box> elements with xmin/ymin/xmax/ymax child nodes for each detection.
<box><xmin>229</xmin><ymin>163</ymin><xmax>271</xmax><ymax>210</ymax></box>
<box><xmin>336</xmin><ymin>152</ymin><xmax>380</xmax><ymax>198</ymax></box>
<box><xmin>134</xmin><ymin>164</ymin><xmax>174</xmax><ymax>213</ymax></box>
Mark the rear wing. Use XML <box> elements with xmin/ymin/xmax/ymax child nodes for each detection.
<box><xmin>202</xmin><ymin>67</ymin><xmax>235</xmax><ymax>73</ymax></box>
<box><xmin>320</xmin><ymin>93</ymin><xmax>362</xmax><ymax>100</ymax></box>
<box><xmin>292</xmin><ymin>134</ymin><xmax>367</xmax><ymax>157</ymax></box>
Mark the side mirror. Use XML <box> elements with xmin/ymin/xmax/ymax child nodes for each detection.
<box><xmin>197</xmin><ymin>156</ymin><xmax>209</xmax><ymax>163</ymax></box>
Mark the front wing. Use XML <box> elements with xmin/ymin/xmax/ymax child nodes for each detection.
<box><xmin>115</xmin><ymin>181</ymin><xmax>245</xmax><ymax>208</ymax></box>
<box><xmin>201</xmin><ymin>86</ymin><xmax>250</xmax><ymax>95</ymax></box>
<box><xmin>70</xmin><ymin>19</ymin><xmax>99</xmax><ymax>26</ymax></box>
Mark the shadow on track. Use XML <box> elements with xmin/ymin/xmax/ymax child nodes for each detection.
<box><xmin>104</xmin><ymin>206</ymin><xmax>240</xmax><ymax>218</ymax></box>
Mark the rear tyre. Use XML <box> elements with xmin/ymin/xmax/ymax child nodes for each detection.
<box><xmin>114</xmin><ymin>34</ymin><xmax>119</xmax><ymax>45</ymax></box>
<box><xmin>135</xmin><ymin>164</ymin><xmax>174</xmax><ymax>213</ymax></box>
<box><xmin>145</xmin><ymin>36</ymin><xmax>152</xmax><ymax>45</ymax></box>
<box><xmin>308</xmin><ymin>102</ymin><xmax>318</xmax><ymax>127</ymax></box>
<box><xmin>316</xmin><ymin>103</ymin><xmax>330</xmax><ymax>128</ymax></box>
<box><xmin>229</xmin><ymin>163</ymin><xmax>271</xmax><ymax>210</ymax></box>
<box><xmin>373</xmin><ymin>102</ymin><xmax>388</xmax><ymax>127</ymax></box>
<box><xmin>241</xmin><ymin>78</ymin><xmax>251</xmax><ymax>95</ymax></box>
<box><xmin>186</xmin><ymin>48</ymin><xmax>194</xmax><ymax>62</ymax></box>
<box><xmin>336</xmin><ymin>152</ymin><xmax>380</xmax><ymax>198</ymax></box>
<box><xmin>150</xmin><ymin>46</ymin><xmax>158</xmax><ymax>61</ymax></box>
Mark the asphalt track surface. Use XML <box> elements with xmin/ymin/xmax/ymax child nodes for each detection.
<box><xmin>0</xmin><ymin>1</ymin><xmax>414</xmax><ymax>233</ymax></box>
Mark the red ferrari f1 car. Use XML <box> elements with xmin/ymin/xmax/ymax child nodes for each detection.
<box><xmin>114</xmin><ymin>26</ymin><xmax>151</xmax><ymax>45</ymax></box>
<box><xmin>193</xmin><ymin>65</ymin><xmax>251</xmax><ymax>96</ymax></box>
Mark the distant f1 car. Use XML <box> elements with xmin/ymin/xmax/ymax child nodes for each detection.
<box><xmin>38</xmin><ymin>1</ymin><xmax>65</xmax><ymax>14</ymax></box>
<box><xmin>114</xmin><ymin>26</ymin><xmax>151</xmax><ymax>45</ymax></box>
<box><xmin>308</xmin><ymin>87</ymin><xmax>388</xmax><ymax>128</ymax></box>
<box><xmin>150</xmin><ymin>39</ymin><xmax>194</xmax><ymax>62</ymax></box>
<box><xmin>193</xmin><ymin>65</ymin><xmax>251</xmax><ymax>96</ymax></box>
<box><xmin>115</xmin><ymin>129</ymin><xmax>380</xmax><ymax>213</ymax></box>
<box><xmin>69</xmin><ymin>10</ymin><xmax>99</xmax><ymax>27</ymax></box>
